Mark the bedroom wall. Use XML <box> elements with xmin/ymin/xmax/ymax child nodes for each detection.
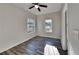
<box><xmin>0</xmin><ymin>4</ymin><xmax>37</xmax><ymax>53</ymax></box>
<box><xmin>37</xmin><ymin>11</ymin><xmax>61</xmax><ymax>39</ymax></box>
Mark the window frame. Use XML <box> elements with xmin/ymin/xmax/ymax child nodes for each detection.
<box><xmin>44</xmin><ymin>19</ymin><xmax>53</xmax><ymax>33</ymax></box>
<box><xmin>27</xmin><ymin>18</ymin><xmax>35</xmax><ymax>33</ymax></box>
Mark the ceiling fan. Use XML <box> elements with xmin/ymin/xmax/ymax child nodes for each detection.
<box><xmin>29</xmin><ymin>3</ymin><xmax>47</xmax><ymax>12</ymax></box>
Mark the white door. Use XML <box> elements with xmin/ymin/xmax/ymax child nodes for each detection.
<box><xmin>67</xmin><ymin>4</ymin><xmax>79</xmax><ymax>55</ymax></box>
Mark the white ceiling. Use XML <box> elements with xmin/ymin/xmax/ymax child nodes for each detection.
<box><xmin>13</xmin><ymin>3</ymin><xmax>62</xmax><ymax>15</ymax></box>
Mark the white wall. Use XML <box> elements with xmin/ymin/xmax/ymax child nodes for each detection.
<box><xmin>68</xmin><ymin>4</ymin><xmax>79</xmax><ymax>55</ymax></box>
<box><xmin>37</xmin><ymin>12</ymin><xmax>61</xmax><ymax>39</ymax></box>
<box><xmin>0</xmin><ymin>4</ymin><xmax>37</xmax><ymax>53</ymax></box>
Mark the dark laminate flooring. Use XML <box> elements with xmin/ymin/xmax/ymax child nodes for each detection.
<box><xmin>0</xmin><ymin>36</ymin><xmax>67</xmax><ymax>55</ymax></box>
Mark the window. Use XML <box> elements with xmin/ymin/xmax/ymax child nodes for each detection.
<box><xmin>27</xmin><ymin>18</ymin><xmax>35</xmax><ymax>33</ymax></box>
<box><xmin>45</xmin><ymin>19</ymin><xmax>52</xmax><ymax>32</ymax></box>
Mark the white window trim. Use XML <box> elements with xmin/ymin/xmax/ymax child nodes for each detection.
<box><xmin>45</xmin><ymin>19</ymin><xmax>53</xmax><ymax>33</ymax></box>
<box><xmin>27</xmin><ymin>18</ymin><xmax>35</xmax><ymax>33</ymax></box>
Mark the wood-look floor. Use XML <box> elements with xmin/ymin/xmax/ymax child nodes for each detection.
<box><xmin>0</xmin><ymin>36</ymin><xmax>67</xmax><ymax>55</ymax></box>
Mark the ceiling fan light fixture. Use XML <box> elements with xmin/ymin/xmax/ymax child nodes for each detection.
<box><xmin>35</xmin><ymin>5</ymin><xmax>39</xmax><ymax>8</ymax></box>
<box><xmin>29</xmin><ymin>3</ymin><xmax>47</xmax><ymax>12</ymax></box>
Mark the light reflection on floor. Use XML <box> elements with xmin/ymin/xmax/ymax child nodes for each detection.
<box><xmin>44</xmin><ymin>44</ymin><xmax>60</xmax><ymax>55</ymax></box>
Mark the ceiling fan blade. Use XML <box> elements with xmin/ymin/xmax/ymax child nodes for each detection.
<box><xmin>29</xmin><ymin>6</ymin><xmax>34</xmax><ymax>9</ymax></box>
<box><xmin>38</xmin><ymin>7</ymin><xmax>41</xmax><ymax>12</ymax></box>
<box><xmin>39</xmin><ymin>5</ymin><xmax>47</xmax><ymax>8</ymax></box>
<box><xmin>32</xmin><ymin>3</ymin><xmax>38</xmax><ymax>5</ymax></box>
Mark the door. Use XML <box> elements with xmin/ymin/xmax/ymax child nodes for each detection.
<box><xmin>67</xmin><ymin>4</ymin><xmax>79</xmax><ymax>54</ymax></box>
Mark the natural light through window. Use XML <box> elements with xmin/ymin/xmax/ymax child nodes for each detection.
<box><xmin>45</xmin><ymin>19</ymin><xmax>52</xmax><ymax>32</ymax></box>
<box><xmin>27</xmin><ymin>18</ymin><xmax>35</xmax><ymax>33</ymax></box>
